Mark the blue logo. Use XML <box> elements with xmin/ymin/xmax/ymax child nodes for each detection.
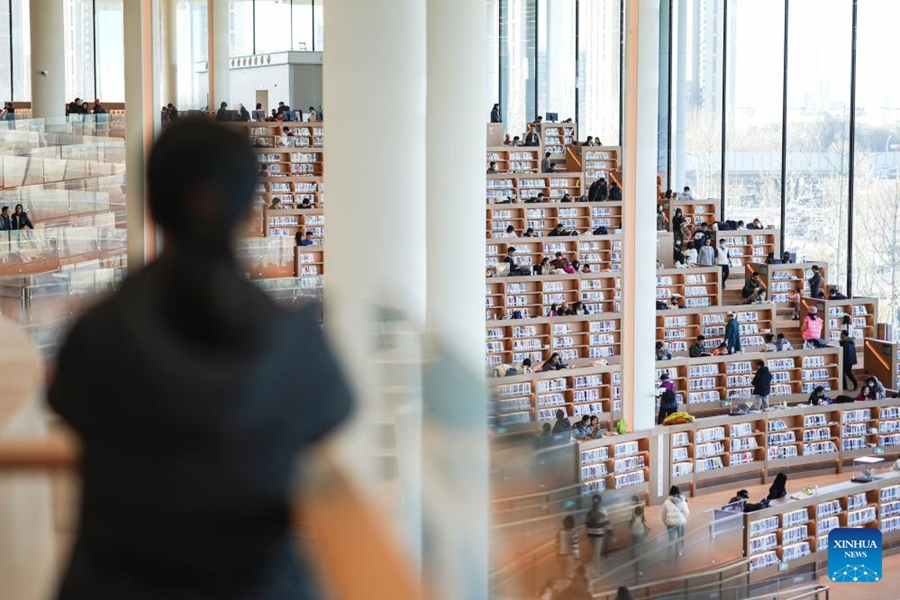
<box><xmin>828</xmin><ymin>528</ymin><xmax>882</xmax><ymax>582</ymax></box>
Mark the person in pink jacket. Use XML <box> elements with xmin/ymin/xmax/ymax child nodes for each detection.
<box><xmin>801</xmin><ymin>306</ymin><xmax>826</xmax><ymax>348</ymax></box>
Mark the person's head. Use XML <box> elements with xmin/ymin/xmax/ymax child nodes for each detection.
<box><xmin>0</xmin><ymin>206</ymin><xmax>8</xmax><ymax>216</ymax></box>
<box><xmin>795</xmin><ymin>286</ymin><xmax>802</xmax><ymax>293</ymax></box>
<box><xmin>777</xmin><ymin>333</ymin><xmax>786</xmax><ymax>341</ymax></box>
<box><xmin>683</xmin><ymin>186</ymin><xmax>690</xmax><ymax>193</ymax></box>
<box><xmin>571</xmin><ymin>260</ymin><xmax>581</xmax><ymax>270</ymax></box>
<box><xmin>773</xmin><ymin>472</ymin><xmax>787</xmax><ymax>486</ymax></box>
<box><xmin>13</xmin><ymin>204</ymin><xmax>22</xmax><ymax>214</ymax></box>
<box><xmin>271</xmin><ymin>109</ymin><xmax>278</xmax><ymax>116</ymax></box>
<box><xmin>512</xmin><ymin>135</ymin><xmax>520</xmax><ymax>143</ymax></box>
<box><xmin>696</xmin><ymin>335</ymin><xmax>706</xmax><ymax>344</ymax></box>
<box><xmin>542</xmin><ymin>422</ymin><xmax>551</xmax><ymax>435</ymax></box>
<box><xmin>536</xmin><ymin>115</ymin><xmax>543</xmax><ymax>122</ymax></box>
<box><xmin>550</xmin><ymin>303</ymin><xmax>558</xmax><ymax>313</ymax></box>
<box><xmin>489</xmin><ymin>161</ymin><xmax>496</xmax><ymax>169</ymax></box>
<box><xmin>278</xmin><ymin>102</ymin><xmax>285</xmax><ymax>108</ymax></box>
<box><xmin>842</xmin><ymin>314</ymin><xmax>851</xmax><ymax>325</ymax></box>
<box><xmin>74</xmin><ymin>97</ymin><xmax>82</xmax><ymax>104</ymax></box>
<box><xmin>536</xmin><ymin>192</ymin><xmax>545</xmax><ymax>200</ymax></box>
<box><xmin>764</xmin><ymin>333</ymin><xmax>774</xmax><ymax>343</ymax></box>
<box><xmin>82</xmin><ymin>102</ymin><xmax>89</xmax><ymax>109</ymax></box>
<box><xmin>737</xmin><ymin>220</ymin><xmax>745</xmax><ymax>227</ymax></box>
<box><xmin>167</xmin><ymin>103</ymin><xmax>174</xmax><ymax>109</ymax></box>
<box><xmin>563</xmin><ymin>515</ymin><xmax>575</xmax><ymax>530</ymax></box>
<box><xmin>657</xmin><ymin>204</ymin><xmax>664</xmax><ymax>213</ymax></box>
<box><xmin>309</xmin><ymin>106</ymin><xmax>315</xmax><ymax>112</ymax></box>
<box><xmin>580</xmin><ymin>415</ymin><xmax>590</xmax><ymax>426</ymax></box>
<box><xmin>751</xmin><ymin>272</ymin><xmax>759</xmax><ymax>281</ymax></box>
<box><xmin>255</xmin><ymin>103</ymin><xmax>262</xmax><ymax>110</ymax></box>
<box><xmin>752</xmin><ymin>218</ymin><xmax>761</xmax><ymax>225</ymax></box>
<box><xmin>493</xmin><ymin>103</ymin><xmax>499</xmax><ymax>110</ymax></box>
<box><xmin>814</xmin><ymin>386</ymin><xmax>825</xmax><ymax>396</ymax></box>
<box><xmin>808</xmin><ymin>306</ymin><xmax>818</xmax><ymax>319</ymax></box>
<box><xmin>553</xmin><ymin>224</ymin><xmax>563</xmax><ymax>232</ymax></box>
<box><xmin>656</xmin><ymin>341</ymin><xmax>664</xmax><ymax>350</ymax></box>
<box><xmin>704</xmin><ymin>237</ymin><xmax>712</xmax><ymax>246</ymax></box>
<box><xmin>549</xmin><ymin>352</ymin><xmax>560</xmax><ymax>364</ymax></box>
<box><xmin>147</xmin><ymin>120</ymin><xmax>258</xmax><ymax>252</ymax></box>
<box><xmin>555</xmin><ymin>251</ymin><xmax>563</xmax><ymax>259</ymax></box>
<box><xmin>541</xmin><ymin>257</ymin><xmax>550</xmax><ymax>266</ymax></box>
<box><xmin>592</xmin><ymin>494</ymin><xmax>602</xmax><ymax>506</ymax></box>
<box><xmin>507</xmin><ymin>246</ymin><xmax>516</xmax><ymax>256</ymax></box>
<box><xmin>674</xmin><ymin>208</ymin><xmax>682</xmax><ymax>217</ymax></box>
<box><xmin>862</xmin><ymin>384</ymin><xmax>871</xmax><ymax>394</ymax></box>
<box><xmin>300</xmin><ymin>198</ymin><xmax>311</xmax><ymax>206</ymax></box>
<box><xmin>270</xmin><ymin>197</ymin><xmax>281</xmax><ymax>207</ymax></box>
<box><xmin>669</xmin><ymin>485</ymin><xmax>680</xmax><ymax>497</ymax></box>
<box><xmin>727</xmin><ymin>311</ymin><xmax>736</xmax><ymax>320</ymax></box>
<box><xmin>767</xmin><ymin>252</ymin><xmax>775</xmax><ymax>260</ymax></box>
<box><xmin>505</xmin><ymin>225</ymin><xmax>514</xmax><ymax>234</ymax></box>
<box><xmin>590</xmin><ymin>415</ymin><xmax>599</xmax><ymax>426</ymax></box>
<box><xmin>522</xmin><ymin>358</ymin><xmax>532</xmax><ymax>368</ymax></box>
<box><xmin>660</xmin><ymin>372</ymin><xmax>669</xmax><ymax>382</ymax></box>
<box><xmin>611</xmin><ymin>181</ymin><xmax>619</xmax><ymax>188</ymax></box>
<box><xmin>633</xmin><ymin>505</ymin><xmax>644</xmax><ymax>517</ymax></box>
<box><xmin>616</xmin><ymin>587</ymin><xmax>633</xmax><ymax>600</ymax></box>
<box><xmin>755</xmin><ymin>359</ymin><xmax>765</xmax><ymax>369</ymax></box>
<box><xmin>719</xmin><ymin>238</ymin><xmax>726</xmax><ymax>246</ymax></box>
<box><xmin>219</xmin><ymin>101</ymin><xmax>227</xmax><ymax>109</ymax></box>
<box><xmin>544</xmin><ymin>151</ymin><xmax>551</xmax><ymax>158</ymax></box>
<box><xmin>524</xmin><ymin>227</ymin><xmax>534</xmax><ymax>236</ymax></box>
<box><xmin>812</xmin><ymin>265</ymin><xmax>820</xmax><ymax>272</ymax></box>
<box><xmin>555</xmin><ymin>409</ymin><xmax>565</xmax><ymax>421</ymax></box>
<box><xmin>735</xmin><ymin>489</ymin><xmax>749</xmax><ymax>499</ymax></box>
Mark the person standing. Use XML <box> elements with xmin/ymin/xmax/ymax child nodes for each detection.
<box><xmin>840</xmin><ymin>331</ymin><xmax>859</xmax><ymax>391</ymax></box>
<box><xmin>11</xmin><ymin>204</ymin><xmax>34</xmax><ymax>230</ymax></box>
<box><xmin>661</xmin><ymin>486</ymin><xmax>689</xmax><ymax>561</ymax></box>
<box><xmin>680</xmin><ymin>186</ymin><xmax>693</xmax><ymax>200</ymax></box>
<box><xmin>724</xmin><ymin>312</ymin><xmax>742</xmax><ymax>355</ymax></box>
<box><xmin>717</xmin><ymin>239</ymin><xmax>730</xmax><ymax>288</ymax></box>
<box><xmin>752</xmin><ymin>359</ymin><xmax>772</xmax><ymax>411</ymax></box>
<box><xmin>608</xmin><ymin>182</ymin><xmax>622</xmax><ymax>201</ymax></box>
<box><xmin>541</xmin><ymin>152</ymin><xmax>554</xmax><ymax>173</ymax></box>
<box><xmin>697</xmin><ymin>237</ymin><xmax>715</xmax><ymax>267</ymax></box>
<box><xmin>0</xmin><ymin>206</ymin><xmax>12</xmax><ymax>231</ymax></box>
<box><xmin>657</xmin><ymin>373</ymin><xmax>678</xmax><ymax>424</ymax></box>
<box><xmin>808</xmin><ymin>265</ymin><xmax>823</xmax><ymax>299</ymax></box>
<box><xmin>629</xmin><ymin>505</ymin><xmax>649</xmax><ymax>576</ymax></box>
<box><xmin>490</xmin><ymin>103</ymin><xmax>501</xmax><ymax>123</ymax></box>
<box><xmin>656</xmin><ymin>204</ymin><xmax>668</xmax><ymax>231</ymax></box>
<box><xmin>585</xmin><ymin>494</ymin><xmax>611</xmax><ymax>571</ymax></box>
<box><xmin>556</xmin><ymin>515</ymin><xmax>580</xmax><ymax>577</ymax></box>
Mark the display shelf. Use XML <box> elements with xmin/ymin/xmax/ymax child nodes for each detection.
<box><xmin>486</xmin><ymin>147</ymin><xmax>541</xmax><ymax>174</ymax></box>
<box><xmin>254</xmin><ymin>176</ymin><xmax>323</xmax><ymax>209</ymax></box>
<box><xmin>656</xmin><ymin>304</ymin><xmax>776</xmax><ymax>355</ymax></box>
<box><xmin>490</xmin><ymin>364</ymin><xmax>622</xmax><ymax>434</ymax></box>
<box><xmin>483</xmin><ymin>313</ymin><xmax>622</xmax><ymax>368</ymax></box>
<box><xmin>295</xmin><ymin>245</ymin><xmax>325</xmax><ymax>280</ymax></box>
<box><xmin>540</xmin><ymin>123</ymin><xmax>578</xmax><ymax>164</ymax></box>
<box><xmin>485</xmin><ymin>173</ymin><xmax>584</xmax><ymax>204</ymax></box>
<box><xmin>261</xmin><ymin>207</ymin><xmax>324</xmax><ymax>242</ymax></box>
<box><xmin>654</xmin><ymin>347</ymin><xmax>841</xmax><ymax>417</ymax></box>
<box><xmin>255</xmin><ymin>147</ymin><xmax>324</xmax><ymax>177</ymax></box>
<box><xmin>230</xmin><ymin>122</ymin><xmax>325</xmax><ymax>149</ymax></box>
<box><xmin>800</xmin><ymin>297</ymin><xmax>877</xmax><ymax>347</ymax></box>
<box><xmin>574</xmin><ymin>147</ymin><xmax>620</xmax><ymax>184</ymax></box>
<box><xmin>747</xmin><ymin>262</ymin><xmax>829</xmax><ymax>306</ymax></box>
<box><xmin>577</xmin><ymin>431</ymin><xmax>651</xmax><ymax>496</ymax></box>
<box><xmin>666</xmin><ymin>200</ymin><xmax>719</xmax><ymax>228</ymax></box>
<box><xmin>656</xmin><ymin>267</ymin><xmax>722</xmax><ymax>309</ymax></box>
<box><xmin>486</xmin><ymin>201</ymin><xmax>622</xmax><ymax>235</ymax></box>
<box><xmin>485</xmin><ymin>236</ymin><xmax>624</xmax><ymax>275</ymax></box>
<box><xmin>484</xmin><ymin>272</ymin><xmax>622</xmax><ymax>320</ymax></box>
<box><xmin>743</xmin><ymin>474</ymin><xmax>899</xmax><ymax>581</ymax></box>
<box><xmin>863</xmin><ymin>338</ymin><xmax>900</xmax><ymax>392</ymax></box>
<box><xmin>712</xmin><ymin>230</ymin><xmax>781</xmax><ymax>269</ymax></box>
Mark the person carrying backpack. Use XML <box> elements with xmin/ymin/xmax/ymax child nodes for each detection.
<box><xmin>657</xmin><ymin>373</ymin><xmax>678</xmax><ymax>424</ymax></box>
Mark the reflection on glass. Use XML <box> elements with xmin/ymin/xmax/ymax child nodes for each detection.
<box><xmin>785</xmin><ymin>0</ymin><xmax>850</xmax><ymax>287</ymax></box>
<box><xmin>851</xmin><ymin>0</ymin><xmax>900</xmax><ymax>334</ymax></box>
<box><xmin>672</xmin><ymin>0</ymin><xmax>723</xmax><ymax>199</ymax></box>
<box><xmin>723</xmin><ymin>0</ymin><xmax>782</xmax><ymax>227</ymax></box>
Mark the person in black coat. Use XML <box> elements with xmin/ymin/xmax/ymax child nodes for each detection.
<box><xmin>608</xmin><ymin>181</ymin><xmax>622</xmax><ymax>200</ymax></box>
<box><xmin>490</xmin><ymin>103</ymin><xmax>501</xmax><ymax>123</ymax></box>
<box><xmin>751</xmin><ymin>359</ymin><xmax>772</xmax><ymax>411</ymax></box>
<box><xmin>840</xmin><ymin>331</ymin><xmax>859</xmax><ymax>391</ymax></box>
<box><xmin>588</xmin><ymin>177</ymin><xmax>609</xmax><ymax>203</ymax></box>
<box><xmin>48</xmin><ymin>120</ymin><xmax>352</xmax><ymax>600</ymax></box>
<box><xmin>11</xmin><ymin>204</ymin><xmax>33</xmax><ymax>230</ymax></box>
<box><xmin>0</xmin><ymin>205</ymin><xmax>11</xmax><ymax>231</ymax></box>
<box><xmin>766</xmin><ymin>473</ymin><xmax>788</xmax><ymax>502</ymax></box>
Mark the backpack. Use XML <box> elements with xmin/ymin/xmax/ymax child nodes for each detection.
<box><xmin>616</xmin><ymin>418</ymin><xmax>628</xmax><ymax>434</ymax></box>
<box><xmin>660</xmin><ymin>388</ymin><xmax>677</xmax><ymax>409</ymax></box>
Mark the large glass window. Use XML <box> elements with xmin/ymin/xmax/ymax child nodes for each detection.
<box><xmin>486</xmin><ymin>0</ymin><xmax>499</xmax><ymax>118</ymax></box>
<box><xmin>292</xmin><ymin>0</ymin><xmax>313</xmax><ymax>52</ymax></box>
<box><xmin>312</xmin><ymin>0</ymin><xmax>323</xmax><ymax>51</ymax></box>
<box><xmin>64</xmin><ymin>0</ymin><xmax>96</xmax><ymax>102</ymax></box>
<box><xmin>723</xmin><ymin>0</ymin><xmax>783</xmax><ymax>226</ymax></box>
<box><xmin>500</xmin><ymin>0</ymin><xmax>536</xmax><ymax>137</ymax></box>
<box><xmin>0</xmin><ymin>1</ymin><xmax>11</xmax><ymax>104</ymax></box>
<box><xmin>536</xmin><ymin>0</ymin><xmax>575</xmax><ymax>122</ymax></box>
<box><xmin>852</xmin><ymin>0</ymin><xmax>900</xmax><ymax>332</ymax></box>
<box><xmin>95</xmin><ymin>0</ymin><xmax>124</xmax><ymax>102</ymax></box>
<box><xmin>11</xmin><ymin>0</ymin><xmax>29</xmax><ymax>102</ymax></box>
<box><xmin>577</xmin><ymin>0</ymin><xmax>620</xmax><ymax>146</ymax></box>
<box><xmin>176</xmin><ymin>0</ymin><xmax>208</xmax><ymax>110</ymax></box>
<box><xmin>784</xmin><ymin>0</ymin><xmax>851</xmax><ymax>288</ymax></box>
<box><xmin>230</xmin><ymin>0</ymin><xmax>254</xmax><ymax>57</ymax></box>
<box><xmin>672</xmin><ymin>0</ymin><xmax>724</xmax><ymax>199</ymax></box>
<box><xmin>254</xmin><ymin>0</ymin><xmax>291</xmax><ymax>55</ymax></box>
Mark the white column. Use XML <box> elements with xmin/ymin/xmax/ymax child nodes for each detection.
<box><xmin>674</xmin><ymin>0</ymin><xmax>687</xmax><ymax>187</ymax></box>
<box><xmin>208</xmin><ymin>0</ymin><xmax>230</xmax><ymax>109</ymax></box>
<box><xmin>622</xmin><ymin>0</ymin><xmax>660</xmax><ymax>432</ymax></box>
<box><xmin>160</xmin><ymin>0</ymin><xmax>178</xmax><ymax>106</ymax></box>
<box><xmin>29</xmin><ymin>0</ymin><xmax>66</xmax><ymax>118</ymax></box>
<box><xmin>323</xmin><ymin>0</ymin><xmax>426</xmax><ymax>563</ymax></box>
<box><xmin>425</xmin><ymin>0</ymin><xmax>488</xmax><ymax>597</ymax></box>
<box><xmin>124</xmin><ymin>0</ymin><xmax>160</xmax><ymax>272</ymax></box>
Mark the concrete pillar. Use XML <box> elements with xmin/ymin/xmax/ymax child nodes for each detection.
<box><xmin>622</xmin><ymin>0</ymin><xmax>661</xmax><ymax>432</ymax></box>
<box><xmin>29</xmin><ymin>0</ymin><xmax>66</xmax><ymax>118</ymax></box>
<box><xmin>425</xmin><ymin>0</ymin><xmax>488</xmax><ymax>596</ymax></box>
<box><xmin>160</xmin><ymin>0</ymin><xmax>178</xmax><ymax>106</ymax></box>
<box><xmin>208</xmin><ymin>0</ymin><xmax>230</xmax><ymax>109</ymax></box>
<box><xmin>124</xmin><ymin>0</ymin><xmax>160</xmax><ymax>271</ymax></box>
<box><xmin>674</xmin><ymin>0</ymin><xmax>687</xmax><ymax>187</ymax></box>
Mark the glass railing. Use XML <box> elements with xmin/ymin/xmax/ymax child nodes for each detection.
<box><xmin>252</xmin><ymin>276</ymin><xmax>324</xmax><ymax>308</ymax></box>
<box><xmin>238</xmin><ymin>237</ymin><xmax>297</xmax><ymax>279</ymax></box>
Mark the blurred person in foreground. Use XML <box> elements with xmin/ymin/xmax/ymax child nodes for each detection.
<box><xmin>49</xmin><ymin>119</ymin><xmax>353</xmax><ymax>600</ymax></box>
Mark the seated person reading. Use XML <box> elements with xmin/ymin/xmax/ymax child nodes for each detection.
<box><xmin>689</xmin><ymin>336</ymin><xmax>711</xmax><ymax>358</ymax></box>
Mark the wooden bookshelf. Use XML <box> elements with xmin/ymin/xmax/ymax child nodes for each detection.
<box><xmin>262</xmin><ymin>207</ymin><xmax>324</xmax><ymax>243</ymax></box>
<box><xmin>799</xmin><ymin>297</ymin><xmax>877</xmax><ymax>346</ymax></box>
<box><xmin>656</xmin><ymin>304</ymin><xmax>777</xmax><ymax>355</ymax></box>
<box><xmin>655</xmin><ymin>347</ymin><xmax>841</xmax><ymax>417</ymax></box>
<box><xmin>712</xmin><ymin>230</ymin><xmax>781</xmax><ymax>269</ymax></box>
<box><xmin>656</xmin><ymin>267</ymin><xmax>722</xmax><ymax>308</ymax></box>
<box><xmin>540</xmin><ymin>123</ymin><xmax>578</xmax><ymax>167</ymax></box>
<box><xmin>744</xmin><ymin>474</ymin><xmax>900</xmax><ymax>581</ymax></box>
<box><xmin>747</xmin><ymin>262</ymin><xmax>828</xmax><ymax>307</ymax></box>
<box><xmin>486</xmin><ymin>147</ymin><xmax>541</xmax><ymax>174</ymax></box>
<box><xmin>666</xmin><ymin>200</ymin><xmax>719</xmax><ymax>229</ymax></box>
<box><xmin>490</xmin><ymin>363</ymin><xmax>622</xmax><ymax>434</ymax></box>
<box><xmin>485</xmin><ymin>272</ymin><xmax>622</xmax><ymax>320</ymax></box>
<box><xmin>565</xmin><ymin>147</ymin><xmax>621</xmax><ymax>184</ymax></box>
<box><xmin>231</xmin><ymin>122</ymin><xmax>325</xmax><ymax>148</ymax></box>
<box><xmin>256</xmin><ymin>177</ymin><xmax>323</xmax><ymax>208</ymax></box>
<box><xmin>485</xmin><ymin>313</ymin><xmax>622</xmax><ymax>369</ymax></box>
<box><xmin>485</xmin><ymin>236</ymin><xmax>624</xmax><ymax>274</ymax></box>
<box><xmin>578</xmin><ymin>432</ymin><xmax>650</xmax><ymax>496</ymax></box>
<box><xmin>255</xmin><ymin>147</ymin><xmax>324</xmax><ymax>177</ymax></box>
<box><xmin>486</xmin><ymin>202</ymin><xmax>622</xmax><ymax>237</ymax></box>
<box><xmin>864</xmin><ymin>338</ymin><xmax>900</xmax><ymax>392</ymax></box>
<box><xmin>485</xmin><ymin>174</ymin><xmax>584</xmax><ymax>204</ymax></box>
<box><xmin>295</xmin><ymin>245</ymin><xmax>325</xmax><ymax>280</ymax></box>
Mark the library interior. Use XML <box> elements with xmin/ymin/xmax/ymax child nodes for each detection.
<box><xmin>0</xmin><ymin>1</ymin><xmax>898</xmax><ymax>599</ymax></box>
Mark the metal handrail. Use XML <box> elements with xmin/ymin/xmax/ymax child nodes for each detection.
<box><xmin>592</xmin><ymin>556</ymin><xmax>753</xmax><ymax>599</ymax></box>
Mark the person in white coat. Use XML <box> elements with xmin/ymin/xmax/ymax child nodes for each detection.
<box><xmin>661</xmin><ymin>485</ymin><xmax>689</xmax><ymax>561</ymax></box>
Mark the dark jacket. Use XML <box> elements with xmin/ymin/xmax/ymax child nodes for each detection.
<box><xmin>725</xmin><ymin>318</ymin><xmax>741</xmax><ymax>353</ymax></box>
<box><xmin>11</xmin><ymin>211</ymin><xmax>33</xmax><ymax>230</ymax></box>
<box><xmin>608</xmin><ymin>185</ymin><xmax>622</xmax><ymax>201</ymax></box>
<box><xmin>490</xmin><ymin>107</ymin><xmax>501</xmax><ymax>123</ymax></box>
<box><xmin>752</xmin><ymin>366</ymin><xmax>773</xmax><ymax>396</ymax></box>
<box><xmin>0</xmin><ymin>215</ymin><xmax>10</xmax><ymax>231</ymax></box>
<box><xmin>808</xmin><ymin>272</ymin><xmax>822</xmax><ymax>298</ymax></box>
<box><xmin>841</xmin><ymin>338</ymin><xmax>858</xmax><ymax>368</ymax></box>
<box><xmin>588</xmin><ymin>179</ymin><xmax>608</xmax><ymax>203</ymax></box>
<box><xmin>741</xmin><ymin>280</ymin><xmax>761</xmax><ymax>299</ymax></box>
<box><xmin>688</xmin><ymin>342</ymin><xmax>705</xmax><ymax>358</ymax></box>
<box><xmin>524</xmin><ymin>132</ymin><xmax>540</xmax><ymax>146</ymax></box>
<box><xmin>552</xmin><ymin>417</ymin><xmax>572</xmax><ymax>434</ymax></box>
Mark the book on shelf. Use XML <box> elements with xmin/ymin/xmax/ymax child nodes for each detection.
<box><xmin>881</xmin><ymin>500</ymin><xmax>900</xmax><ymax>519</ymax></box>
<box><xmin>695</xmin><ymin>457</ymin><xmax>724</xmax><ymax>473</ymax></box>
<box><xmin>782</xmin><ymin>542</ymin><xmax>811</xmax><ymax>562</ymax></box>
<box><xmin>582</xmin><ymin>480</ymin><xmax>607</xmax><ymax>495</ymax></box>
<box><xmin>496</xmin><ymin>397</ymin><xmax>531</xmax><ymax>413</ymax></box>
<box><xmin>580</xmin><ymin>464</ymin><xmax>609</xmax><ymax>481</ymax></box>
<box><xmin>573</xmin><ymin>403</ymin><xmax>605</xmax><ymax>418</ymax></box>
<box><xmin>842</xmin><ymin>409</ymin><xmax>872</xmax><ymax>424</ymax></box>
<box><xmin>768</xmin><ymin>432</ymin><xmax>797</xmax><ymax>446</ymax></box>
<box><xmin>729</xmin><ymin>451</ymin><xmax>757</xmax><ymax>465</ymax></box>
<box><xmin>881</xmin><ymin>485</ymin><xmax>900</xmax><ymax>503</ymax></box>
<box><xmin>817</xmin><ymin>516</ymin><xmax>840</xmax><ymax>536</ymax></box>
<box><xmin>782</xmin><ymin>508</ymin><xmax>809</xmax><ymax>527</ymax></box>
<box><xmin>848</xmin><ymin>493</ymin><xmax>868</xmax><ymax>510</ymax></box>
<box><xmin>767</xmin><ymin>445</ymin><xmax>799</xmax><ymax>460</ymax></box>
<box><xmin>672</xmin><ymin>432</ymin><xmax>690</xmax><ymax>447</ymax></box>
<box><xmin>672</xmin><ymin>462</ymin><xmax>694</xmax><ymax>478</ymax></box>
<box><xmin>802</xmin><ymin>441</ymin><xmax>837</xmax><ymax>455</ymax></box>
<box><xmin>749</xmin><ymin>551</ymin><xmax>779</xmax><ymax>572</ymax></box>
<box><xmin>580</xmin><ymin>447</ymin><xmax>610</xmax><ymax>464</ymax></box>
<box><xmin>748</xmin><ymin>514</ymin><xmax>779</xmax><ymax>539</ymax></box>
<box><xmin>847</xmin><ymin>506</ymin><xmax>877</xmax><ymax>527</ymax></box>
<box><xmin>695</xmin><ymin>426</ymin><xmax>726</xmax><ymax>443</ymax></box>
<box><xmin>782</xmin><ymin>525</ymin><xmax>808</xmax><ymax>546</ymax></box>
<box><xmin>613</xmin><ymin>440</ymin><xmax>640</xmax><ymax>458</ymax></box>
<box><xmin>613</xmin><ymin>455</ymin><xmax>646</xmax><ymax>474</ymax></box>
<box><xmin>613</xmin><ymin>471</ymin><xmax>646</xmax><ymax>489</ymax></box>
<box><xmin>880</xmin><ymin>433</ymin><xmax>900</xmax><ymax>447</ymax></box>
